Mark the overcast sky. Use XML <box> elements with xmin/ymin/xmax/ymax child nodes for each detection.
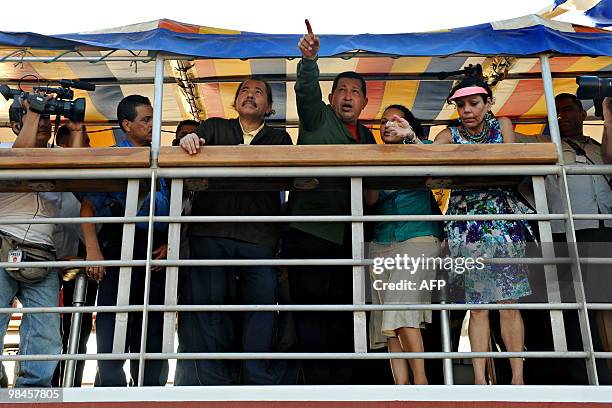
<box><xmin>1</xmin><ymin>0</ymin><xmax>587</xmax><ymax>35</ymax></box>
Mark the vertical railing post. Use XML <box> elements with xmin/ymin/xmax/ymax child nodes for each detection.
<box><xmin>162</xmin><ymin>179</ymin><xmax>183</xmax><ymax>353</ymax></box>
<box><xmin>350</xmin><ymin>177</ymin><xmax>367</xmax><ymax>353</ymax></box>
<box><xmin>532</xmin><ymin>176</ymin><xmax>567</xmax><ymax>352</ymax></box>
<box><xmin>112</xmin><ymin>179</ymin><xmax>140</xmax><ymax>355</ymax></box>
<box><xmin>151</xmin><ymin>53</ymin><xmax>165</xmax><ymax>167</ymax></box>
<box><xmin>137</xmin><ymin>171</ymin><xmax>158</xmax><ymax>386</ymax></box>
<box><xmin>540</xmin><ymin>55</ymin><xmax>598</xmax><ymax>385</ymax></box>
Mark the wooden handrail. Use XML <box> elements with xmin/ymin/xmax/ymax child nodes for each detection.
<box><xmin>0</xmin><ymin>144</ymin><xmax>558</xmax><ymax>169</ymax></box>
<box><xmin>0</xmin><ymin>147</ymin><xmax>150</xmax><ymax>169</ymax></box>
<box><xmin>158</xmin><ymin>143</ymin><xmax>558</xmax><ymax>167</ymax></box>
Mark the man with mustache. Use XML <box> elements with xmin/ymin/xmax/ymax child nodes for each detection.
<box><xmin>0</xmin><ymin>95</ymin><xmax>85</xmax><ymax>387</ymax></box>
<box><xmin>80</xmin><ymin>95</ymin><xmax>170</xmax><ymax>386</ymax></box>
<box><xmin>178</xmin><ymin>78</ymin><xmax>293</xmax><ymax>385</ymax></box>
<box><xmin>280</xmin><ymin>20</ymin><xmax>376</xmax><ymax>385</ymax></box>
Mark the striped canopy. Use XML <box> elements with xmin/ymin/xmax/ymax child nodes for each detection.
<box><xmin>0</xmin><ymin>15</ymin><xmax>610</xmax><ymax>145</ymax></box>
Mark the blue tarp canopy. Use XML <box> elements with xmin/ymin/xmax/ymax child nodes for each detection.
<box><xmin>0</xmin><ymin>15</ymin><xmax>610</xmax><ymax>57</ymax></box>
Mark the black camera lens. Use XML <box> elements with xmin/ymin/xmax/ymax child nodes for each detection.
<box><xmin>576</xmin><ymin>76</ymin><xmax>612</xmax><ymax>100</ymax></box>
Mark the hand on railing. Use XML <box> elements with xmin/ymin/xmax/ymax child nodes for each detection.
<box><xmin>152</xmin><ymin>244</ymin><xmax>168</xmax><ymax>272</ymax></box>
<box><xmin>179</xmin><ymin>133</ymin><xmax>206</xmax><ymax>155</ymax></box>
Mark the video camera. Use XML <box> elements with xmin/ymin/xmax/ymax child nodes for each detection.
<box><xmin>0</xmin><ymin>79</ymin><xmax>95</xmax><ymax>125</ymax></box>
<box><xmin>437</xmin><ymin>64</ymin><xmax>484</xmax><ymax>81</ymax></box>
<box><xmin>576</xmin><ymin>76</ymin><xmax>612</xmax><ymax>118</ymax></box>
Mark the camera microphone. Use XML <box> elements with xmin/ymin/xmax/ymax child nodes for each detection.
<box><xmin>59</xmin><ymin>79</ymin><xmax>96</xmax><ymax>92</ymax></box>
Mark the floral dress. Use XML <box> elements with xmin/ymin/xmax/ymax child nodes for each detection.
<box><xmin>446</xmin><ymin>115</ymin><xmax>532</xmax><ymax>303</ymax></box>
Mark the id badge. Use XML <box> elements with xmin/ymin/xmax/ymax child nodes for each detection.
<box><xmin>7</xmin><ymin>248</ymin><xmax>23</xmax><ymax>271</ymax></box>
<box><xmin>575</xmin><ymin>154</ymin><xmax>587</xmax><ymax>164</ymax></box>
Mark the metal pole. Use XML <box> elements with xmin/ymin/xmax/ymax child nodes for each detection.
<box><xmin>541</xmin><ymin>55</ymin><xmax>598</xmax><ymax>385</ymax></box>
<box><xmin>62</xmin><ymin>271</ymin><xmax>88</xmax><ymax>387</ymax></box>
<box><xmin>532</xmin><ymin>176</ymin><xmax>567</xmax><ymax>352</ymax></box>
<box><xmin>350</xmin><ymin>177</ymin><xmax>367</xmax><ymax>353</ymax></box>
<box><xmin>540</xmin><ymin>55</ymin><xmax>563</xmax><ymax>160</ymax></box>
<box><xmin>137</xmin><ymin>171</ymin><xmax>158</xmax><ymax>386</ymax></box>
<box><xmin>559</xmin><ymin>167</ymin><xmax>599</xmax><ymax>385</ymax></box>
<box><xmin>112</xmin><ymin>180</ymin><xmax>140</xmax><ymax>355</ymax></box>
<box><xmin>438</xmin><ymin>273</ymin><xmax>454</xmax><ymax>385</ymax></box>
<box><xmin>162</xmin><ymin>179</ymin><xmax>183</xmax><ymax>353</ymax></box>
<box><xmin>151</xmin><ymin>53</ymin><xmax>165</xmax><ymax>166</ymax></box>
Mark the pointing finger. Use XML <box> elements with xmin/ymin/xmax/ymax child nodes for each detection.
<box><xmin>305</xmin><ymin>19</ymin><xmax>313</xmax><ymax>35</ymax></box>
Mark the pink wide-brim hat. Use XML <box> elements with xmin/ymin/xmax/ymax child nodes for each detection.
<box><xmin>448</xmin><ymin>86</ymin><xmax>488</xmax><ymax>101</ymax></box>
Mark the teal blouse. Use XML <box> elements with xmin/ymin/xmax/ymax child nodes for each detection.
<box><xmin>372</xmin><ymin>188</ymin><xmax>441</xmax><ymax>244</ymax></box>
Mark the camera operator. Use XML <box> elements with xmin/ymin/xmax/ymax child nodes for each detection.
<box><xmin>543</xmin><ymin>93</ymin><xmax>612</xmax><ymax>385</ymax></box>
<box><xmin>0</xmin><ymin>92</ymin><xmax>85</xmax><ymax>387</ymax></box>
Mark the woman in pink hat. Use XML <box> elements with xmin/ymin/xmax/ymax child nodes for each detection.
<box><xmin>432</xmin><ymin>75</ymin><xmax>532</xmax><ymax>385</ymax></box>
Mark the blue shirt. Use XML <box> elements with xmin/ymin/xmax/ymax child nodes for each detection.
<box><xmin>84</xmin><ymin>139</ymin><xmax>169</xmax><ymax>231</ymax></box>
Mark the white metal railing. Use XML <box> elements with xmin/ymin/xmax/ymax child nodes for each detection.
<box><xmin>0</xmin><ymin>52</ymin><xmax>610</xmax><ymax>396</ymax></box>
<box><xmin>0</xmin><ymin>163</ymin><xmax>611</xmax><ymax>387</ymax></box>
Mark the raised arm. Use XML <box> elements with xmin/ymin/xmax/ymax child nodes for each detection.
<box><xmin>295</xmin><ymin>19</ymin><xmax>325</xmax><ymax>132</ymax></box>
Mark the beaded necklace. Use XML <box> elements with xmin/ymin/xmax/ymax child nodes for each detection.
<box><xmin>458</xmin><ymin>111</ymin><xmax>494</xmax><ymax>143</ymax></box>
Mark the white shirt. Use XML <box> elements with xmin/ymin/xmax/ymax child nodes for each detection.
<box><xmin>239</xmin><ymin>120</ymin><xmax>265</xmax><ymax>145</ymax></box>
<box><xmin>0</xmin><ymin>143</ymin><xmax>61</xmax><ymax>246</ymax></box>
<box><xmin>545</xmin><ymin>137</ymin><xmax>612</xmax><ymax>233</ymax></box>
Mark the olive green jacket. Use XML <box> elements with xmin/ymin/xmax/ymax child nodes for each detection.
<box><xmin>288</xmin><ymin>58</ymin><xmax>375</xmax><ymax>244</ymax></box>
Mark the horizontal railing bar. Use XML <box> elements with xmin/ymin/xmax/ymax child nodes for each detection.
<box><xmin>0</xmin><ymin>302</ymin><xmax>589</xmax><ymax>315</ymax></box>
<box><xmin>0</xmin><ymin>56</ymin><xmax>156</xmax><ymax>62</ymax></box>
<box><xmin>0</xmin><ymin>165</ymin><xmax>608</xmax><ymax>180</ymax></box>
<box><xmin>564</xmin><ymin>165</ymin><xmax>612</xmax><ymax>175</ymax></box>
<box><xmin>0</xmin><ymin>260</ymin><xmax>147</xmax><ymax>268</ymax></box>
<box><xmin>4</xmin><ymin>70</ymin><xmax>610</xmax><ymax>85</ymax></box>
<box><xmin>0</xmin><ymin>216</ymin><xmax>149</xmax><ymax>225</ymax></box>
<box><xmin>0</xmin><ymin>166</ymin><xmax>560</xmax><ymax>180</ymax></box>
<box><xmin>0</xmin><ymin>351</ymin><xmax>590</xmax><ymax>362</ymax></box>
<box><xmin>0</xmin><ymin>214</ymin><xmax>569</xmax><ymax>225</ymax></box>
<box><xmin>5</xmin><ymin>213</ymin><xmax>611</xmax><ymax>226</ymax></box>
<box><xmin>157</xmin><ymin>166</ymin><xmax>560</xmax><ymax>178</ymax></box>
<box><xmin>572</xmin><ymin>214</ymin><xmax>612</xmax><ymax>220</ymax></box>
<box><xmin>154</xmin><ymin>214</ymin><xmax>567</xmax><ymax>222</ymax></box>
<box><xmin>4</xmin><ymin>256</ymin><xmax>612</xmax><ymax>269</ymax></box>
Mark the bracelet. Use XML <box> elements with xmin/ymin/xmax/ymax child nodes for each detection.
<box><xmin>402</xmin><ymin>133</ymin><xmax>417</xmax><ymax>144</ymax></box>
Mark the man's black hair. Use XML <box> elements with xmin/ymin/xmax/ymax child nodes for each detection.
<box><xmin>232</xmin><ymin>77</ymin><xmax>275</xmax><ymax>117</ymax></box>
<box><xmin>555</xmin><ymin>93</ymin><xmax>584</xmax><ymax>112</ymax></box>
<box><xmin>332</xmin><ymin>71</ymin><xmax>367</xmax><ymax>97</ymax></box>
<box><xmin>55</xmin><ymin>125</ymin><xmax>70</xmax><ymax>147</ymax></box>
<box><xmin>117</xmin><ymin>95</ymin><xmax>152</xmax><ymax>132</ymax></box>
<box><xmin>175</xmin><ymin>119</ymin><xmax>200</xmax><ymax>137</ymax></box>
